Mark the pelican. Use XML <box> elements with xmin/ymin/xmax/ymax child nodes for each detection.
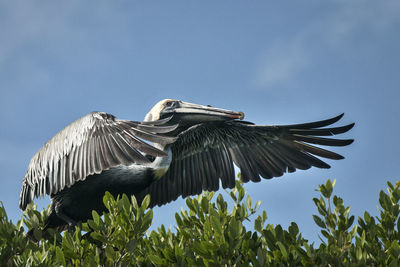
<box><xmin>19</xmin><ymin>99</ymin><xmax>354</xmax><ymax>231</ymax></box>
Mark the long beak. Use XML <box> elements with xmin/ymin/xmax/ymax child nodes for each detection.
<box><xmin>175</xmin><ymin>101</ymin><xmax>245</xmax><ymax>120</ymax></box>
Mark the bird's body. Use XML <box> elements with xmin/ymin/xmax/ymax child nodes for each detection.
<box><xmin>20</xmin><ymin>99</ymin><xmax>354</xmax><ymax>231</ymax></box>
<box><xmin>45</xmin><ymin>165</ymin><xmax>153</xmax><ymax>229</ymax></box>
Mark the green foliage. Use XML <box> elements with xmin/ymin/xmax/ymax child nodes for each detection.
<box><xmin>1</xmin><ymin>179</ymin><xmax>400</xmax><ymax>266</ymax></box>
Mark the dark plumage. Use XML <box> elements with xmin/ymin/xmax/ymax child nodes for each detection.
<box><xmin>19</xmin><ymin>99</ymin><xmax>354</xmax><ymax>231</ymax></box>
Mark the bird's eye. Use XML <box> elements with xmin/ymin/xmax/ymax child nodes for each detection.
<box><xmin>166</xmin><ymin>101</ymin><xmax>176</xmax><ymax>107</ymax></box>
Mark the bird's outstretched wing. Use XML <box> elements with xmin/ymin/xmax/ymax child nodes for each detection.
<box><xmin>19</xmin><ymin>112</ymin><xmax>177</xmax><ymax>210</ymax></box>
<box><xmin>140</xmin><ymin>114</ymin><xmax>354</xmax><ymax>207</ymax></box>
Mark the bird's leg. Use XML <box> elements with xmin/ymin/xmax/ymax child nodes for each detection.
<box><xmin>54</xmin><ymin>204</ymin><xmax>77</xmax><ymax>229</ymax></box>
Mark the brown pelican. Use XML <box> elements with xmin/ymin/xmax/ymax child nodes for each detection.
<box><xmin>19</xmin><ymin>99</ymin><xmax>354</xmax><ymax>231</ymax></box>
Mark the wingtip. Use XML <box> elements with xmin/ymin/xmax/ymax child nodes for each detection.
<box><xmin>336</xmin><ymin>154</ymin><xmax>345</xmax><ymax>160</ymax></box>
<box><xmin>347</xmin><ymin>139</ymin><xmax>354</xmax><ymax>145</ymax></box>
<box><xmin>330</xmin><ymin>113</ymin><xmax>345</xmax><ymax>124</ymax></box>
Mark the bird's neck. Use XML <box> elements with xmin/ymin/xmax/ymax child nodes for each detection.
<box><xmin>150</xmin><ymin>145</ymin><xmax>172</xmax><ymax>180</ymax></box>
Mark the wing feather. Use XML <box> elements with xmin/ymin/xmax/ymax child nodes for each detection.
<box><xmin>175</xmin><ymin>159</ymin><xmax>182</xmax><ymax>197</ymax></box>
<box><xmin>19</xmin><ymin>112</ymin><xmax>178</xmax><ymax>210</ymax></box>
<box><xmin>139</xmin><ymin>114</ymin><xmax>354</xmax><ymax>207</ymax></box>
<box><xmin>182</xmin><ymin>159</ymin><xmax>189</xmax><ymax>198</ymax></box>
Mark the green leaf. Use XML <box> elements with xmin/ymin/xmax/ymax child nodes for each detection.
<box><xmin>238</xmin><ymin>187</ymin><xmax>245</xmax><ymax>202</ymax></box>
<box><xmin>389</xmin><ymin>240</ymin><xmax>400</xmax><ymax>258</ymax></box>
<box><xmin>120</xmin><ymin>194</ymin><xmax>131</xmax><ymax>215</ymax></box>
<box><xmin>55</xmin><ymin>246</ymin><xmax>66</xmax><ymax>266</ymax></box>
<box><xmin>379</xmin><ymin>190</ymin><xmax>390</xmax><ymax>211</ymax></box>
<box><xmin>313</xmin><ymin>215</ymin><xmax>326</xmax><ymax>229</ymax></box>
<box><xmin>325</xmin><ymin>180</ymin><xmax>333</xmax><ymax>197</ymax></box>
<box><xmin>105</xmin><ymin>245</ymin><xmax>117</xmax><ymax>261</ymax></box>
<box><xmin>90</xmin><ymin>232</ymin><xmax>107</xmax><ymax>243</ymax></box>
<box><xmin>277</xmin><ymin>241</ymin><xmax>288</xmax><ymax>258</ymax></box>
<box><xmin>131</xmin><ymin>194</ymin><xmax>139</xmax><ymax>210</ymax></box>
<box><xmin>142</xmin><ymin>210</ymin><xmax>153</xmax><ymax>231</ymax></box>
<box><xmin>186</xmin><ymin>198</ymin><xmax>196</xmax><ymax>213</ymax></box>
<box><xmin>254</xmin><ymin>216</ymin><xmax>263</xmax><ymax>233</ymax></box>
<box><xmin>321</xmin><ymin>230</ymin><xmax>330</xmax><ymax>239</ymax></box>
<box><xmin>257</xmin><ymin>247</ymin><xmax>265</xmax><ymax>266</ymax></box>
<box><xmin>126</xmin><ymin>239</ymin><xmax>137</xmax><ymax>253</ymax></box>
<box><xmin>33</xmin><ymin>228</ymin><xmax>42</xmax><ymax>241</ymax></box>
<box><xmin>141</xmin><ymin>194</ymin><xmax>151</xmax><ymax>210</ymax></box>
<box><xmin>356</xmin><ymin>246</ymin><xmax>362</xmax><ymax>261</ymax></box>
<box><xmin>87</xmin><ymin>219</ymin><xmax>98</xmax><ymax>231</ymax></box>
<box><xmin>103</xmin><ymin>191</ymin><xmax>115</xmax><ymax>210</ymax></box>
<box><xmin>288</xmin><ymin>222</ymin><xmax>299</xmax><ymax>238</ymax></box>
<box><xmin>246</xmin><ymin>195</ymin><xmax>252</xmax><ymax>211</ymax></box>
<box><xmin>262</xmin><ymin>210</ymin><xmax>267</xmax><ymax>222</ymax></box>
<box><xmin>175</xmin><ymin>212</ymin><xmax>183</xmax><ymax>227</ymax></box>
<box><xmin>201</xmin><ymin>195</ymin><xmax>210</xmax><ymax>211</ymax></box>
<box><xmin>364</xmin><ymin>211</ymin><xmax>371</xmax><ymax>224</ymax></box>
<box><xmin>349</xmin><ymin>225</ymin><xmax>358</xmax><ymax>238</ymax></box>
<box><xmin>92</xmin><ymin>210</ymin><xmax>100</xmax><ymax>226</ymax></box>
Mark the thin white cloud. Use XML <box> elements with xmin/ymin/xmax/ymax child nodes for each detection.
<box><xmin>254</xmin><ymin>1</ymin><xmax>400</xmax><ymax>88</ymax></box>
<box><xmin>0</xmin><ymin>1</ymin><xmax>131</xmax><ymax>120</ymax></box>
<box><xmin>325</xmin><ymin>1</ymin><xmax>400</xmax><ymax>44</ymax></box>
<box><xmin>254</xmin><ymin>40</ymin><xmax>309</xmax><ymax>88</ymax></box>
<box><xmin>0</xmin><ymin>1</ymin><xmax>128</xmax><ymax>84</ymax></box>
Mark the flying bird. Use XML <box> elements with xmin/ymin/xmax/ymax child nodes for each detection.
<box><xmin>19</xmin><ymin>99</ymin><xmax>354</xmax><ymax>231</ymax></box>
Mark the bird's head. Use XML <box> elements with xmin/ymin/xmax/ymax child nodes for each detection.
<box><xmin>144</xmin><ymin>99</ymin><xmax>245</xmax><ymax>131</ymax></box>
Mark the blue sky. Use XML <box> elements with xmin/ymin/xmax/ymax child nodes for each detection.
<box><xmin>1</xmin><ymin>1</ymin><xmax>399</xmax><ymax>242</ymax></box>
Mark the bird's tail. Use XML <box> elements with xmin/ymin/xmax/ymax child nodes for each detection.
<box><xmin>19</xmin><ymin>181</ymin><xmax>34</xmax><ymax>211</ymax></box>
